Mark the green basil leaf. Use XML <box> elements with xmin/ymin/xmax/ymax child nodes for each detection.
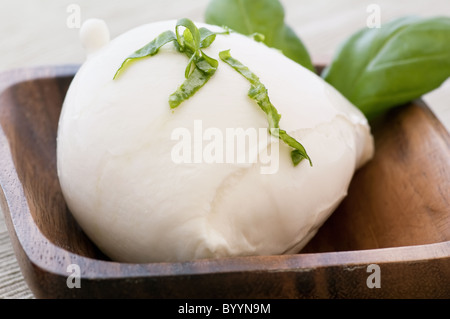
<box><xmin>182</xmin><ymin>28</ymin><xmax>196</xmax><ymax>52</ymax></box>
<box><xmin>169</xmin><ymin>66</ymin><xmax>216</xmax><ymax>109</ymax></box>
<box><xmin>290</xmin><ymin>149</ymin><xmax>305</xmax><ymax>167</ymax></box>
<box><xmin>219</xmin><ymin>49</ymin><xmax>312</xmax><ymax>166</ymax></box>
<box><xmin>322</xmin><ymin>16</ymin><xmax>450</xmax><ymax>119</ymax></box>
<box><xmin>250</xmin><ymin>32</ymin><xmax>265</xmax><ymax>43</ymax></box>
<box><xmin>199</xmin><ymin>27</ymin><xmax>218</xmax><ymax>49</ymax></box>
<box><xmin>184</xmin><ymin>51</ymin><xmax>219</xmax><ymax>78</ymax></box>
<box><xmin>113</xmin><ymin>30</ymin><xmax>176</xmax><ymax>79</ymax></box>
<box><xmin>184</xmin><ymin>54</ymin><xmax>197</xmax><ymax>78</ymax></box>
<box><xmin>114</xmin><ymin>18</ymin><xmax>225</xmax><ymax>109</ymax></box>
<box><xmin>199</xmin><ymin>52</ymin><xmax>219</xmax><ymax>73</ymax></box>
<box><xmin>205</xmin><ymin>0</ymin><xmax>314</xmax><ymax>71</ymax></box>
<box><xmin>175</xmin><ymin>18</ymin><xmax>201</xmax><ymax>53</ymax></box>
<box><xmin>199</xmin><ymin>27</ymin><xmax>231</xmax><ymax>49</ymax></box>
<box><xmin>278</xmin><ymin>130</ymin><xmax>310</xmax><ymax>167</ymax></box>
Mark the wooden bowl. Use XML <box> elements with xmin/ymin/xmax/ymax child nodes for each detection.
<box><xmin>0</xmin><ymin>65</ymin><xmax>449</xmax><ymax>299</ymax></box>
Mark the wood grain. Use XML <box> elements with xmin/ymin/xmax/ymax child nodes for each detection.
<box><xmin>0</xmin><ymin>66</ymin><xmax>449</xmax><ymax>298</ymax></box>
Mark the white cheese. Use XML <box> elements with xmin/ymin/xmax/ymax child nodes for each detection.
<box><xmin>57</xmin><ymin>19</ymin><xmax>374</xmax><ymax>263</ymax></box>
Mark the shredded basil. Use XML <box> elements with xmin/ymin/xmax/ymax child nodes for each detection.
<box><xmin>113</xmin><ymin>19</ymin><xmax>311</xmax><ymax>167</ymax></box>
<box><xmin>114</xmin><ymin>18</ymin><xmax>228</xmax><ymax>108</ymax></box>
<box><xmin>219</xmin><ymin>49</ymin><xmax>312</xmax><ymax>167</ymax></box>
<box><xmin>113</xmin><ymin>30</ymin><xmax>177</xmax><ymax>80</ymax></box>
<box><xmin>169</xmin><ymin>67</ymin><xmax>214</xmax><ymax>108</ymax></box>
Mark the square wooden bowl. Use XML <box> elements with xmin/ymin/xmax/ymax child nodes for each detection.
<box><xmin>0</xmin><ymin>65</ymin><xmax>449</xmax><ymax>298</ymax></box>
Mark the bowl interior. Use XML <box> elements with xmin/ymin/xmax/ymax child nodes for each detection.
<box><xmin>0</xmin><ymin>75</ymin><xmax>108</xmax><ymax>260</ymax></box>
<box><xmin>0</xmin><ymin>72</ymin><xmax>449</xmax><ymax>261</ymax></box>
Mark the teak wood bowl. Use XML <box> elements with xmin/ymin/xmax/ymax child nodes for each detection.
<box><xmin>0</xmin><ymin>65</ymin><xmax>449</xmax><ymax>299</ymax></box>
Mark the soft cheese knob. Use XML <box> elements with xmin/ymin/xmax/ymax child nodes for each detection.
<box><xmin>80</xmin><ymin>19</ymin><xmax>110</xmax><ymax>56</ymax></box>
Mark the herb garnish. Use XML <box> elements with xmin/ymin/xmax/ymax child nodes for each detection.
<box><xmin>219</xmin><ymin>49</ymin><xmax>312</xmax><ymax>166</ymax></box>
<box><xmin>114</xmin><ymin>18</ymin><xmax>229</xmax><ymax>108</ymax></box>
<box><xmin>113</xmin><ymin>30</ymin><xmax>177</xmax><ymax>80</ymax></box>
<box><xmin>114</xmin><ymin>18</ymin><xmax>311</xmax><ymax>167</ymax></box>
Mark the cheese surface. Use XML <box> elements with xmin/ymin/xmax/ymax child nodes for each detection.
<box><xmin>57</xmin><ymin>20</ymin><xmax>374</xmax><ymax>262</ymax></box>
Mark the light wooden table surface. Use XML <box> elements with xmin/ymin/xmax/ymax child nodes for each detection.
<box><xmin>1</xmin><ymin>0</ymin><xmax>449</xmax><ymax>299</ymax></box>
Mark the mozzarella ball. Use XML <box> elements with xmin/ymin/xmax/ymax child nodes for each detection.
<box><xmin>57</xmin><ymin>20</ymin><xmax>374</xmax><ymax>263</ymax></box>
